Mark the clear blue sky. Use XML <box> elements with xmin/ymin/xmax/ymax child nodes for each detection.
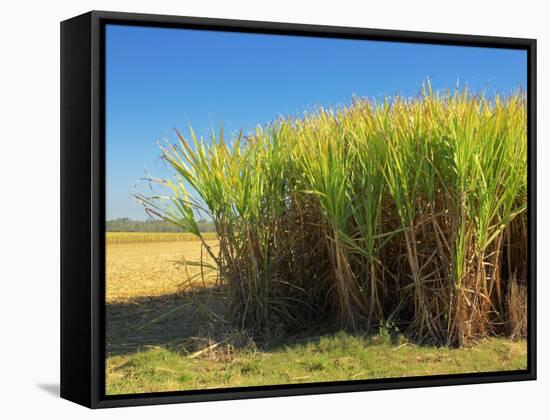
<box><xmin>106</xmin><ymin>24</ymin><xmax>527</xmax><ymax>220</ymax></box>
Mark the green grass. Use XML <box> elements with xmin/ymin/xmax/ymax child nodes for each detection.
<box><xmin>106</xmin><ymin>333</ymin><xmax>526</xmax><ymax>395</ymax></box>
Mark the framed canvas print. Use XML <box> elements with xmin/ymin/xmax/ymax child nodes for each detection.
<box><xmin>60</xmin><ymin>10</ymin><xmax>536</xmax><ymax>408</ymax></box>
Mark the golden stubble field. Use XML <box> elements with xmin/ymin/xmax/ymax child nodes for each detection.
<box><xmin>105</xmin><ymin>232</ymin><xmax>219</xmax><ymax>357</ymax></box>
<box><xmin>106</xmin><ymin>233</ymin><xmax>218</xmax><ymax>303</ymax></box>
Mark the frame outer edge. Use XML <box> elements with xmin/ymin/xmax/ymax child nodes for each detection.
<box><xmin>71</xmin><ymin>10</ymin><xmax>536</xmax><ymax>408</ymax></box>
<box><xmin>60</xmin><ymin>11</ymin><xmax>94</xmax><ymax>408</ymax></box>
<box><xmin>528</xmin><ymin>38</ymin><xmax>537</xmax><ymax>380</ymax></box>
<box><xmin>90</xmin><ymin>11</ymin><xmax>103</xmax><ymax>408</ymax></box>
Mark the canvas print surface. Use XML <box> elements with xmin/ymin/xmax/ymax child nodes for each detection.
<box><xmin>105</xmin><ymin>24</ymin><xmax>528</xmax><ymax>395</ymax></box>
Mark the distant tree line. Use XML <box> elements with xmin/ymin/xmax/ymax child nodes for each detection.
<box><xmin>106</xmin><ymin>217</ymin><xmax>216</xmax><ymax>232</ymax></box>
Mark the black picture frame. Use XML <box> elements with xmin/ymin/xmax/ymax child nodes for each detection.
<box><xmin>60</xmin><ymin>10</ymin><xmax>537</xmax><ymax>409</ymax></box>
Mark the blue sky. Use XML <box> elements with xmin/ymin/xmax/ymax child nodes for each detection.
<box><xmin>106</xmin><ymin>24</ymin><xmax>527</xmax><ymax>220</ymax></box>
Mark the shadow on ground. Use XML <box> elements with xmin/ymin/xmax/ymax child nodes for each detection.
<box><xmin>106</xmin><ymin>287</ymin><xmax>230</xmax><ymax>357</ymax></box>
<box><xmin>37</xmin><ymin>383</ymin><xmax>59</xmax><ymax>397</ymax></box>
<box><xmin>106</xmin><ymin>286</ymin><xmax>397</xmax><ymax>358</ymax></box>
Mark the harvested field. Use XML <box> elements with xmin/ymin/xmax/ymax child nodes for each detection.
<box><xmin>106</xmin><ymin>232</ymin><xmax>218</xmax><ymax>302</ymax></box>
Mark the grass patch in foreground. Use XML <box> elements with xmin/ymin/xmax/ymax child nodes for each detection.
<box><xmin>106</xmin><ymin>333</ymin><xmax>526</xmax><ymax>395</ymax></box>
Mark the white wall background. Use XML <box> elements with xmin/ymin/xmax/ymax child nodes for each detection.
<box><xmin>1</xmin><ymin>0</ymin><xmax>547</xmax><ymax>417</ymax></box>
